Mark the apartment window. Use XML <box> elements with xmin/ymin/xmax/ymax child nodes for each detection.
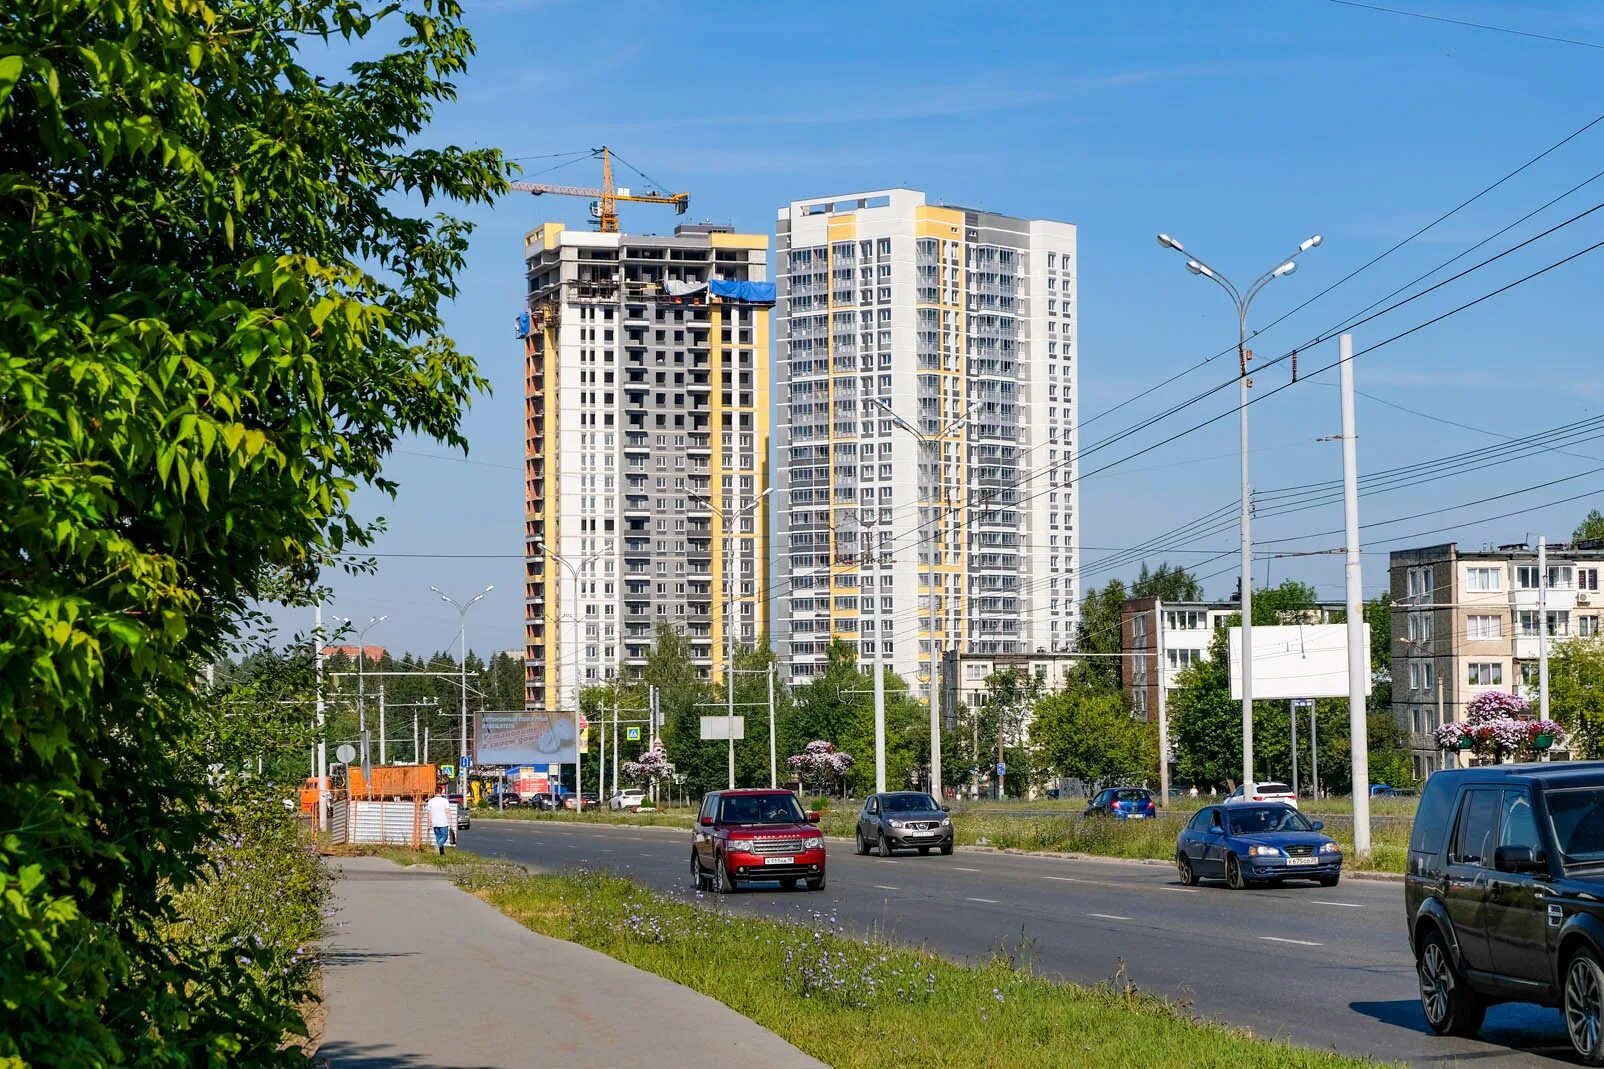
<box><xmin>1466</xmin><ymin>615</ymin><xmax>1501</xmax><ymax>640</ymax></box>
<box><xmin>1519</xmin><ymin>610</ymin><xmax>1541</xmax><ymax>636</ymax></box>
<box><xmin>1165</xmin><ymin>610</ymin><xmax>1205</xmax><ymax>630</ymax></box>
<box><xmin>1407</xmin><ymin>612</ymin><xmax>1434</xmax><ymax>643</ymax></box>
<box><xmin>1548</xmin><ymin>610</ymin><xmax>1571</xmax><ymax>637</ymax></box>
<box><xmin>1132</xmin><ymin>688</ymin><xmax>1149</xmax><ymax>716</ymax></box>
<box><xmin>1407</xmin><ymin>566</ymin><xmax>1434</xmax><ymax>600</ymax></box>
<box><xmin>1582</xmin><ymin>615</ymin><xmax>1600</xmax><ymax>638</ymax></box>
<box><xmin>1167</xmin><ymin>648</ymin><xmax>1202</xmax><ymax>670</ymax></box>
<box><xmin>1132</xmin><ymin>614</ymin><xmax>1148</xmax><ymax>641</ymax></box>
<box><xmin>1467</xmin><ymin>662</ymin><xmax>1503</xmax><ymax>686</ymax></box>
<box><xmin>1465</xmin><ymin>567</ymin><xmax>1501</xmax><ymax>593</ymax></box>
<box><xmin>1409</xmin><ymin>661</ymin><xmax>1435</xmax><ymax>692</ymax></box>
<box><xmin>1517</xmin><ymin>566</ymin><xmax>1540</xmax><ymax>590</ymax></box>
<box><xmin>1580</xmin><ymin>567</ymin><xmax>1600</xmax><ymax>592</ymax></box>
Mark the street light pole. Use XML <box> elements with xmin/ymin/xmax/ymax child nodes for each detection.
<box><xmin>1156</xmin><ymin>231</ymin><xmax>1320</xmax><ymax>793</ymax></box>
<box><xmin>533</xmin><ymin>540</ymin><xmax>613</xmax><ymax>806</ymax></box>
<box><xmin>431</xmin><ymin>585</ymin><xmax>493</xmax><ymax>780</ymax></box>
<box><xmin>869</xmin><ymin>396</ymin><xmax>971</xmax><ymax>802</ymax></box>
<box><xmin>341</xmin><ymin>615</ymin><xmax>388</xmax><ymax>769</ymax></box>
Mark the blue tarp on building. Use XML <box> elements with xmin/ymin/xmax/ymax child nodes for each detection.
<box><xmin>708</xmin><ymin>279</ymin><xmax>777</xmax><ymax>303</ymax></box>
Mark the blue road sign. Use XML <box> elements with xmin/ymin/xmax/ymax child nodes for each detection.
<box><xmin>996</xmin><ymin>762</ymin><xmax>1007</xmax><ymax>776</ymax></box>
<box><xmin>626</xmin><ymin>726</ymin><xmax>641</xmax><ymax>741</ymax></box>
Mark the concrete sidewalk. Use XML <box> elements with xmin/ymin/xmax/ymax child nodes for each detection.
<box><xmin>317</xmin><ymin>856</ymin><xmax>827</xmax><ymax>1069</ymax></box>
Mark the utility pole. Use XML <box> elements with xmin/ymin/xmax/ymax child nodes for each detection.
<box><xmin>612</xmin><ymin>694</ymin><xmax>620</xmax><ymax>797</ymax></box>
<box><xmin>872</xmin><ymin>560</ymin><xmax>886</xmax><ymax>795</ymax></box>
<box><xmin>598</xmin><ymin>688</ymin><xmax>607</xmax><ymax>806</ymax></box>
<box><xmin>1155</xmin><ymin>599</ymin><xmax>1169</xmax><ymax>806</ymax></box>
<box><xmin>315</xmin><ymin>604</ymin><xmax>327</xmax><ymax>833</ymax></box>
<box><xmin>725</xmin><ymin>522</ymin><xmax>736</xmax><ymax>791</ymax></box>
<box><xmin>768</xmin><ymin>662</ymin><xmax>777</xmax><ymax>789</ymax></box>
<box><xmin>1540</xmin><ymin>535</ymin><xmax>1551</xmax><ymax>721</ymax></box>
<box><xmin>1340</xmin><ymin>333</ymin><xmax>1372</xmax><ymax>858</ymax></box>
<box><xmin>378</xmin><ymin>685</ymin><xmax>387</xmax><ymax>764</ymax></box>
<box><xmin>431</xmin><ymin>585</ymin><xmax>493</xmax><ymax>775</ymax></box>
<box><xmin>1290</xmin><ymin>699</ymin><xmax>1299</xmax><ymax>798</ymax></box>
<box><xmin>1309</xmin><ymin>703</ymin><xmax>1318</xmax><ymax>798</ymax></box>
<box><xmin>412</xmin><ymin>705</ymin><xmax>419</xmax><ymax>766</ymax></box>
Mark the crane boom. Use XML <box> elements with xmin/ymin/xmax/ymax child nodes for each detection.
<box><xmin>508</xmin><ymin>147</ymin><xmax>688</xmax><ymax>232</ymax></box>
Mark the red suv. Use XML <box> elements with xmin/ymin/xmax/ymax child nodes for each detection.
<box><xmin>691</xmin><ymin>789</ymin><xmax>826</xmax><ymax>893</ymax></box>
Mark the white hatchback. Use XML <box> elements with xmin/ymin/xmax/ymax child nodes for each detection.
<box><xmin>609</xmin><ymin>788</ymin><xmax>648</xmax><ymax>811</ymax></box>
<box><xmin>1224</xmin><ymin>781</ymin><xmax>1299</xmax><ymax>809</ymax></box>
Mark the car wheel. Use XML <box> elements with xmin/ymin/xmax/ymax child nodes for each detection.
<box><xmin>1225</xmin><ymin>853</ymin><xmax>1249</xmax><ymax>890</ymax></box>
<box><xmin>691</xmin><ymin>853</ymin><xmax>711</xmax><ymax>893</ymax></box>
<box><xmin>1319</xmin><ymin>874</ymin><xmax>1340</xmax><ymax>888</ymax></box>
<box><xmin>1177</xmin><ymin>853</ymin><xmax>1197</xmax><ymax>887</ymax></box>
<box><xmin>940</xmin><ymin>841</ymin><xmax>954</xmax><ymax>856</ymax></box>
<box><xmin>1566</xmin><ymin>948</ymin><xmax>1604</xmax><ymax>1064</ymax></box>
<box><xmin>806</xmin><ymin>871</ymin><xmax>826</xmax><ymax>892</ymax></box>
<box><xmin>1418</xmin><ymin>930</ymin><xmax>1485</xmax><ymax>1037</ymax></box>
<box><xmin>855</xmin><ymin>829</ymin><xmax>868</xmax><ymax>856</ymax></box>
<box><xmin>713</xmin><ymin>853</ymin><xmax>736</xmax><ymax>894</ymax></box>
<box><xmin>877</xmin><ymin>832</ymin><xmax>893</xmax><ymax>858</ymax></box>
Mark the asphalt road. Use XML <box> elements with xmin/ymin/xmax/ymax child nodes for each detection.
<box><xmin>468</xmin><ymin>818</ymin><xmax>1571</xmax><ymax>1066</ymax></box>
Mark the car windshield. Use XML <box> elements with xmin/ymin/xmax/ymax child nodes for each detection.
<box><xmin>1545</xmin><ymin>787</ymin><xmax>1604</xmax><ymax>865</ymax></box>
<box><xmin>882</xmin><ymin>793</ymin><xmax>940</xmax><ymax>813</ymax></box>
<box><xmin>1227</xmin><ymin>806</ymin><xmax>1314</xmax><ymax>835</ymax></box>
<box><xmin>1257</xmin><ymin>783</ymin><xmax>1293</xmax><ymax>795</ymax></box>
<box><xmin>719</xmin><ymin>794</ymin><xmax>806</xmax><ymax>824</ymax></box>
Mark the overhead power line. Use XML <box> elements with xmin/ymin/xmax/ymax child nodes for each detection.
<box><xmin>1324</xmin><ymin>0</ymin><xmax>1604</xmax><ymax>51</ymax></box>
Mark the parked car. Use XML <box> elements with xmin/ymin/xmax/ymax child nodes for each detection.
<box><xmin>493</xmin><ymin>791</ymin><xmax>522</xmax><ymax>808</ymax></box>
<box><xmin>1085</xmin><ymin>787</ymin><xmax>1157</xmax><ymax>820</ymax></box>
<box><xmin>855</xmin><ymin>791</ymin><xmax>953</xmax><ymax>856</ymax></box>
<box><xmin>1175</xmin><ymin>803</ymin><xmax>1341</xmax><ymax>889</ymax></box>
<box><xmin>1405</xmin><ymin>761</ymin><xmax>1604</xmax><ymax>1063</ymax></box>
<box><xmin>691</xmin><ymin>789</ymin><xmax>826</xmax><ymax>893</ymax></box>
<box><xmin>446</xmin><ymin>794</ymin><xmax>471</xmax><ymax>830</ymax></box>
<box><xmin>610</xmin><ymin>788</ymin><xmax>647</xmax><ymax>811</ymax></box>
<box><xmin>1224</xmin><ymin>781</ymin><xmax>1299</xmax><ymax>809</ymax></box>
<box><xmin>562</xmin><ymin>792</ymin><xmax>601</xmax><ymax>812</ymax></box>
<box><xmin>529</xmin><ymin>791</ymin><xmax>563</xmax><ymax>811</ymax></box>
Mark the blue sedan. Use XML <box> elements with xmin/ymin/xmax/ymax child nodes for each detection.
<box><xmin>1175</xmin><ymin>804</ymin><xmax>1343</xmax><ymax>889</ymax></box>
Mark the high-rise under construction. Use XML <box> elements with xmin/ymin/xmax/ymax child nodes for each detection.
<box><xmin>520</xmin><ymin>222</ymin><xmax>774</xmax><ymax>727</ymax></box>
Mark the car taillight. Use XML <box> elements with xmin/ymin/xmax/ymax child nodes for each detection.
<box><xmin>1253</xmin><ymin>795</ymin><xmax>1263</xmax><ymax>801</ymax></box>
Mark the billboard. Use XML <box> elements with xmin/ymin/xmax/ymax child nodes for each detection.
<box><xmin>476</xmin><ymin>710</ymin><xmax>576</xmax><ymax>765</ymax></box>
<box><xmin>699</xmin><ymin>715</ymin><xmax>745</xmax><ymax>740</ymax></box>
<box><xmin>1227</xmin><ymin>624</ymin><xmax>1371</xmax><ymax>701</ymax></box>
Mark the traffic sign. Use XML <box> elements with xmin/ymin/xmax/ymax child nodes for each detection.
<box><xmin>439</xmin><ymin>764</ymin><xmax>455</xmax><ymax>778</ymax></box>
<box><xmin>996</xmin><ymin>762</ymin><xmax>1007</xmax><ymax>776</ymax></box>
<box><xmin>1291</xmin><ymin>698</ymin><xmax>1314</xmax><ymax>709</ymax></box>
<box><xmin>335</xmin><ymin>743</ymin><xmax>356</xmax><ymax>764</ymax></box>
<box><xmin>626</xmin><ymin>726</ymin><xmax>641</xmax><ymax>742</ymax></box>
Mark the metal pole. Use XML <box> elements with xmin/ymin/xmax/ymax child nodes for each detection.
<box><xmin>458</xmin><ymin>616</ymin><xmax>468</xmax><ymax>771</ymax></box>
<box><xmin>1340</xmin><ymin>334</ymin><xmax>1372</xmax><ymax>857</ymax></box>
<box><xmin>571</xmin><ymin>569</ymin><xmax>581</xmax><ymax>809</ymax></box>
<box><xmin>413</xmin><ymin>708</ymin><xmax>419</xmax><ymax>766</ymax></box>
<box><xmin>379</xmin><ymin>685</ymin><xmax>387</xmax><ymax>764</ymax></box>
<box><xmin>873</xmin><ymin>567</ymin><xmax>886</xmax><ymax>794</ymax></box>
<box><xmin>1540</xmin><ymin>536</ymin><xmax>1551</xmax><ymax>720</ymax></box>
<box><xmin>1238</xmin><ymin>316</ymin><xmax>1256</xmax><ymax>796</ymax></box>
<box><xmin>1155</xmin><ymin>598</ymin><xmax>1169</xmax><ymax>807</ymax></box>
<box><xmin>612</xmin><ymin>694</ymin><xmax>619</xmax><ymax>795</ymax></box>
<box><xmin>725</xmin><ymin>525</ymin><xmax>736</xmax><ymax>790</ymax></box>
<box><xmin>1310</xmin><ymin>703</ymin><xmax>1318</xmax><ymax>798</ymax></box>
<box><xmin>599</xmin><ymin>687</ymin><xmax>607</xmax><ymax>807</ymax></box>
<box><xmin>1290</xmin><ymin>700</ymin><xmax>1299</xmax><ymax>798</ymax></box>
<box><xmin>357</xmin><ymin>643</ymin><xmax>366</xmax><ymax>770</ymax></box>
<box><xmin>315</xmin><ymin>604</ymin><xmax>327</xmax><ymax>833</ymax></box>
<box><xmin>928</xmin><ymin>438</ymin><xmax>943</xmax><ymax>802</ymax></box>
<box><xmin>768</xmin><ymin>662</ymin><xmax>777</xmax><ymax>788</ymax></box>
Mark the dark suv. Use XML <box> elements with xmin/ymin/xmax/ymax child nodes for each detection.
<box><xmin>1406</xmin><ymin>762</ymin><xmax>1604</xmax><ymax>1063</ymax></box>
<box><xmin>691</xmin><ymin>789</ymin><xmax>826</xmax><ymax>893</ymax></box>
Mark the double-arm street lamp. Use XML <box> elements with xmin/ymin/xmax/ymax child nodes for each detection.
<box><xmin>1155</xmin><ymin>231</ymin><xmax>1320</xmax><ymax>793</ymax></box>
<box><xmin>868</xmin><ymin>395</ymin><xmax>972</xmax><ymax>800</ymax></box>
<box><xmin>533</xmin><ymin>539</ymin><xmax>614</xmax><ymax>803</ymax></box>
<box><xmin>430</xmin><ymin>584</ymin><xmax>493</xmax><ymax>772</ymax></box>
<box><xmin>336</xmin><ymin>614</ymin><xmax>388</xmax><ymax>766</ymax></box>
<box><xmin>690</xmin><ymin>487</ymin><xmax>773</xmax><ymax>790</ymax></box>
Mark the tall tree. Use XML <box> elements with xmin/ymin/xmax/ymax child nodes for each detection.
<box><xmin>1576</xmin><ymin>509</ymin><xmax>1604</xmax><ymax>544</ymax></box>
<box><xmin>1073</xmin><ymin>578</ymin><xmax>1128</xmax><ymax>691</ymax></box>
<box><xmin>1131</xmin><ymin>562</ymin><xmax>1204</xmax><ymax>602</ymax></box>
<box><xmin>0</xmin><ymin>2</ymin><xmax>504</xmax><ymax>1062</ymax></box>
<box><xmin>1031</xmin><ymin>689</ymin><xmax>1156</xmax><ymax>792</ymax></box>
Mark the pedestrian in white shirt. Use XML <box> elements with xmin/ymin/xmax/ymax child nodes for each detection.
<box><xmin>426</xmin><ymin>787</ymin><xmax>453</xmax><ymax>856</ymax></box>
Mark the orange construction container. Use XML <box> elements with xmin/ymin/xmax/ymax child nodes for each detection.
<box><xmin>345</xmin><ymin>764</ymin><xmax>437</xmax><ymax>799</ymax></box>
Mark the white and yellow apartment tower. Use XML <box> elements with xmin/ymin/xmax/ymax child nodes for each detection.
<box><xmin>521</xmin><ymin>222</ymin><xmax>773</xmax><ymax>723</ymax></box>
<box><xmin>776</xmin><ymin>190</ymin><xmax>1079</xmax><ymax>701</ymax></box>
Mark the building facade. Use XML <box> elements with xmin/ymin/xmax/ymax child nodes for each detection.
<box><xmin>521</xmin><ymin>222</ymin><xmax>773</xmax><ymax>718</ymax></box>
<box><xmin>775</xmin><ymin>189</ymin><xmax>1080</xmax><ymax>696</ymax></box>
<box><xmin>1390</xmin><ymin>541</ymin><xmax>1604</xmax><ymax>776</ymax></box>
<box><xmin>943</xmin><ymin>650</ymin><xmax>1080</xmax><ymax>727</ymax></box>
<box><xmin>1119</xmin><ymin>598</ymin><xmax>1346</xmax><ymax>720</ymax></box>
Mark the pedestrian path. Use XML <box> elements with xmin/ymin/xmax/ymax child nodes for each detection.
<box><xmin>317</xmin><ymin>856</ymin><xmax>827</xmax><ymax>1069</ymax></box>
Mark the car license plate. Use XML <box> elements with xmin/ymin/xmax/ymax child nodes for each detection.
<box><xmin>763</xmin><ymin>856</ymin><xmax>794</xmax><ymax>866</ymax></box>
<box><xmin>1285</xmin><ymin>856</ymin><xmax>1317</xmax><ymax>866</ymax></box>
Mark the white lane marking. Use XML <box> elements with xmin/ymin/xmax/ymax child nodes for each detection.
<box><xmin>1162</xmin><ymin>886</ymin><xmax>1200</xmax><ymax>893</ymax></box>
<box><xmin>1087</xmin><ymin>912</ymin><xmax>1132</xmax><ymax>921</ymax></box>
<box><xmin>1260</xmin><ymin>936</ymin><xmax>1323</xmax><ymax>947</ymax></box>
<box><xmin>1042</xmin><ymin>875</ymin><xmax>1085</xmax><ymax>883</ymax></box>
<box><xmin>954</xmin><ymin>866</ymin><xmax>982</xmax><ymax>873</ymax></box>
<box><xmin>1312</xmin><ymin>900</ymin><xmax>1364</xmax><ymax>909</ymax></box>
<box><xmin>873</xmin><ymin>884</ymin><xmax>899</xmax><ymax>891</ymax></box>
<box><xmin>966</xmin><ymin>897</ymin><xmax>999</xmax><ymax>904</ymax></box>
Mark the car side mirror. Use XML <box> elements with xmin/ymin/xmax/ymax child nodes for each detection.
<box><xmin>1310</xmin><ymin>820</ymin><xmax>1324</xmax><ymax>831</ymax></box>
<box><xmin>698</xmin><ymin>816</ymin><xmax>713</xmax><ymax>827</ymax></box>
<box><xmin>1494</xmin><ymin>845</ymin><xmax>1546</xmax><ymax>873</ymax></box>
<box><xmin>807</xmin><ymin>811</ymin><xmax>821</xmax><ymax>824</ymax></box>
<box><xmin>940</xmin><ymin>805</ymin><xmax>950</xmax><ymax>813</ymax></box>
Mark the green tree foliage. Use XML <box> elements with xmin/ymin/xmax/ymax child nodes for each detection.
<box><xmin>0</xmin><ymin>2</ymin><xmax>504</xmax><ymax>1062</ymax></box>
<box><xmin>1549</xmin><ymin>635</ymin><xmax>1604</xmax><ymax>755</ymax></box>
<box><xmin>1072</xmin><ymin>564</ymin><xmax>1202</xmax><ymax>693</ymax></box>
<box><xmin>781</xmin><ymin>640</ymin><xmax>928</xmax><ymax>795</ymax></box>
<box><xmin>952</xmin><ymin>668</ymin><xmax>1042</xmax><ymax>797</ymax></box>
<box><xmin>1030</xmin><ymin>689</ymin><xmax>1156</xmax><ymax>790</ymax></box>
<box><xmin>1132</xmin><ymin>562</ymin><xmax>1204</xmax><ymax>602</ymax></box>
<box><xmin>1575</xmin><ymin>509</ymin><xmax>1604</xmax><ymax>544</ymax></box>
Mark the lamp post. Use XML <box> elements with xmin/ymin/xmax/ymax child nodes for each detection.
<box><xmin>533</xmin><ymin>539</ymin><xmax>613</xmax><ymax>806</ymax></box>
<box><xmin>337</xmin><ymin>614</ymin><xmax>388</xmax><ymax>769</ymax></box>
<box><xmin>868</xmin><ymin>396</ymin><xmax>971</xmax><ymax>801</ymax></box>
<box><xmin>430</xmin><ymin>584</ymin><xmax>493</xmax><ymax>780</ymax></box>
<box><xmin>1155</xmin><ymin>230</ymin><xmax>1321</xmax><ymax>794</ymax></box>
<box><xmin>692</xmin><ymin>487</ymin><xmax>773</xmax><ymax>790</ymax></box>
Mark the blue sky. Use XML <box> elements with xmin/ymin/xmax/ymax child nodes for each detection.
<box><xmin>284</xmin><ymin>0</ymin><xmax>1604</xmax><ymax>657</ymax></box>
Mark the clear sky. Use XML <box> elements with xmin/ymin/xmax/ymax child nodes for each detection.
<box><xmin>283</xmin><ymin>0</ymin><xmax>1604</xmax><ymax>657</ymax></box>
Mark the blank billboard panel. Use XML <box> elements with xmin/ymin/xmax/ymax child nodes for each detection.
<box><xmin>1227</xmin><ymin>624</ymin><xmax>1371</xmax><ymax>701</ymax></box>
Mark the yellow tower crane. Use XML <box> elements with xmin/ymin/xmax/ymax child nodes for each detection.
<box><xmin>509</xmin><ymin>146</ymin><xmax>688</xmax><ymax>233</ymax></box>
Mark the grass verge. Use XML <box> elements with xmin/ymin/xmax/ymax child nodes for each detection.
<box><xmin>426</xmin><ymin>852</ymin><xmax>1392</xmax><ymax>1069</ymax></box>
